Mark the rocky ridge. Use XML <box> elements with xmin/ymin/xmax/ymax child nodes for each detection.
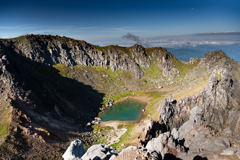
<box><xmin>4</xmin><ymin>35</ymin><xmax>178</xmax><ymax>80</ymax></box>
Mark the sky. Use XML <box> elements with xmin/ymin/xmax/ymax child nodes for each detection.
<box><xmin>1</xmin><ymin>0</ymin><xmax>240</xmax><ymax>62</ymax></box>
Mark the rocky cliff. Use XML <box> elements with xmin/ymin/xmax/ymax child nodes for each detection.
<box><xmin>4</xmin><ymin>35</ymin><xmax>178</xmax><ymax>80</ymax></box>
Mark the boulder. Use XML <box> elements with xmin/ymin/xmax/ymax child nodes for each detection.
<box><xmin>167</xmin><ymin>136</ymin><xmax>176</xmax><ymax>148</ymax></box>
<box><xmin>62</xmin><ymin>139</ymin><xmax>86</xmax><ymax>160</ymax></box>
<box><xmin>81</xmin><ymin>144</ymin><xmax>117</xmax><ymax>160</ymax></box>
<box><xmin>171</xmin><ymin>128</ymin><xmax>179</xmax><ymax>139</ymax></box>
<box><xmin>146</xmin><ymin>136</ymin><xmax>164</xmax><ymax>154</ymax></box>
<box><xmin>114</xmin><ymin>146</ymin><xmax>160</xmax><ymax>160</ymax></box>
<box><xmin>189</xmin><ymin>106</ymin><xmax>203</xmax><ymax>125</ymax></box>
<box><xmin>95</xmin><ymin>117</ymin><xmax>101</xmax><ymax>121</ymax></box>
<box><xmin>119</xmin><ymin>146</ymin><xmax>137</xmax><ymax>154</ymax></box>
<box><xmin>220</xmin><ymin>148</ymin><xmax>237</xmax><ymax>156</ymax></box>
<box><xmin>146</xmin><ymin>132</ymin><xmax>170</xmax><ymax>158</ymax></box>
<box><xmin>178</xmin><ymin>106</ymin><xmax>203</xmax><ymax>138</ymax></box>
<box><xmin>106</xmin><ymin>99</ymin><xmax>114</xmax><ymax>107</ymax></box>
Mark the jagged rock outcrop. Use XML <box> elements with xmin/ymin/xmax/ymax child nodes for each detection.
<box><xmin>200</xmin><ymin>69</ymin><xmax>240</xmax><ymax>134</ymax></box>
<box><xmin>137</xmin><ymin>118</ymin><xmax>166</xmax><ymax>146</ymax></box>
<box><xmin>160</xmin><ymin>52</ymin><xmax>179</xmax><ymax>77</ymax></box>
<box><xmin>81</xmin><ymin>144</ymin><xmax>117</xmax><ymax>160</ymax></box>
<box><xmin>156</xmin><ymin>62</ymin><xmax>240</xmax><ymax>159</ymax></box>
<box><xmin>170</xmin><ymin>106</ymin><xmax>236</xmax><ymax>157</ymax></box>
<box><xmin>63</xmin><ymin>142</ymin><xmax>117</xmax><ymax>160</ymax></box>
<box><xmin>158</xmin><ymin>96</ymin><xmax>191</xmax><ymax>131</ymax></box>
<box><xmin>130</xmin><ymin>44</ymin><xmax>151</xmax><ymax>69</ymax></box>
<box><xmin>112</xmin><ymin>146</ymin><xmax>159</xmax><ymax>160</ymax></box>
<box><xmin>63</xmin><ymin>139</ymin><xmax>86</xmax><ymax>160</ymax></box>
<box><xmin>159</xmin><ymin>65</ymin><xmax>240</xmax><ymax>135</ymax></box>
<box><xmin>145</xmin><ymin>131</ymin><xmax>186</xmax><ymax>159</ymax></box>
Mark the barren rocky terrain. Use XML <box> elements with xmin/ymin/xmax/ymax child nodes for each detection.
<box><xmin>0</xmin><ymin>34</ymin><xmax>240</xmax><ymax>159</ymax></box>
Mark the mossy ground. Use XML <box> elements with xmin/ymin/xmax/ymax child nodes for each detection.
<box><xmin>0</xmin><ymin>124</ymin><xmax>8</xmax><ymax>136</ymax></box>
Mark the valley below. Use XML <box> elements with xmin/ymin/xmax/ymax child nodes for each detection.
<box><xmin>0</xmin><ymin>34</ymin><xmax>240</xmax><ymax>160</ymax></box>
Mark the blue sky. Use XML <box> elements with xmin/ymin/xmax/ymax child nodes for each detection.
<box><xmin>1</xmin><ymin>0</ymin><xmax>240</xmax><ymax>61</ymax></box>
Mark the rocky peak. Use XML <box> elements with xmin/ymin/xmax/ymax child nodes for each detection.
<box><xmin>130</xmin><ymin>44</ymin><xmax>151</xmax><ymax>69</ymax></box>
<box><xmin>198</xmin><ymin>50</ymin><xmax>229</xmax><ymax>70</ymax></box>
<box><xmin>131</xmin><ymin>44</ymin><xmax>145</xmax><ymax>53</ymax></box>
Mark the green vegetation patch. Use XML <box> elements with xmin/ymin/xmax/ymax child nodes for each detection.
<box><xmin>146</xmin><ymin>97</ymin><xmax>162</xmax><ymax>119</ymax></box>
<box><xmin>144</xmin><ymin>63</ymin><xmax>162</xmax><ymax>78</ymax></box>
<box><xmin>101</xmin><ymin>91</ymin><xmax>135</xmax><ymax>105</ymax></box>
<box><xmin>172</xmin><ymin>59</ymin><xmax>189</xmax><ymax>76</ymax></box>
<box><xmin>143</xmin><ymin>79</ymin><xmax>147</xmax><ymax>84</ymax></box>
<box><xmin>145</xmin><ymin>47</ymin><xmax>164</xmax><ymax>56</ymax></box>
<box><xmin>216</xmin><ymin>73</ymin><xmax>222</xmax><ymax>81</ymax></box>
<box><xmin>110</xmin><ymin>124</ymin><xmax>136</xmax><ymax>150</ymax></box>
<box><xmin>53</xmin><ymin>64</ymin><xmax>69</xmax><ymax>77</ymax></box>
<box><xmin>172</xmin><ymin>58</ymin><xmax>200</xmax><ymax>78</ymax></box>
<box><xmin>92</xmin><ymin>65</ymin><xmax>123</xmax><ymax>79</ymax></box>
<box><xmin>145</xmin><ymin>91</ymin><xmax>164</xmax><ymax>98</ymax></box>
<box><xmin>0</xmin><ymin>124</ymin><xmax>8</xmax><ymax>136</ymax></box>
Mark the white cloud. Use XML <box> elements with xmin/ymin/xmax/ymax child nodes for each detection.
<box><xmin>150</xmin><ymin>39</ymin><xmax>240</xmax><ymax>48</ymax></box>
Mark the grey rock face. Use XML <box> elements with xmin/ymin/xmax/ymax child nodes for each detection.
<box><xmin>114</xmin><ymin>145</ymin><xmax>160</xmax><ymax>160</ymax></box>
<box><xmin>178</xmin><ymin>106</ymin><xmax>203</xmax><ymax>139</ymax></box>
<box><xmin>167</xmin><ymin>136</ymin><xmax>176</xmax><ymax>148</ymax></box>
<box><xmin>119</xmin><ymin>146</ymin><xmax>138</xmax><ymax>154</ymax></box>
<box><xmin>146</xmin><ymin>136</ymin><xmax>164</xmax><ymax>155</ymax></box>
<box><xmin>146</xmin><ymin>131</ymin><xmax>185</xmax><ymax>159</ymax></box>
<box><xmin>201</xmin><ymin>70</ymin><xmax>240</xmax><ymax>133</ymax></box>
<box><xmin>138</xmin><ymin>118</ymin><xmax>154</xmax><ymax>145</ymax></box>
<box><xmin>171</xmin><ymin>128</ymin><xmax>179</xmax><ymax>139</ymax></box>
<box><xmin>158</xmin><ymin>96</ymin><xmax>191</xmax><ymax>130</ymax></box>
<box><xmin>176</xmin><ymin>106</ymin><xmax>232</xmax><ymax>153</ymax></box>
<box><xmin>160</xmin><ymin>52</ymin><xmax>179</xmax><ymax>77</ymax></box>
<box><xmin>62</xmin><ymin>141</ymin><xmax>117</xmax><ymax>160</ymax></box>
<box><xmin>220</xmin><ymin>148</ymin><xmax>237</xmax><ymax>156</ymax></box>
<box><xmin>158</xmin><ymin>64</ymin><xmax>240</xmax><ymax>138</ymax></box>
<box><xmin>62</xmin><ymin>139</ymin><xmax>86</xmax><ymax>160</ymax></box>
<box><xmin>189</xmin><ymin>106</ymin><xmax>203</xmax><ymax>124</ymax></box>
<box><xmin>131</xmin><ymin>44</ymin><xmax>151</xmax><ymax>69</ymax></box>
<box><xmin>81</xmin><ymin>144</ymin><xmax>117</xmax><ymax>160</ymax></box>
<box><xmin>167</xmin><ymin>96</ymin><xmax>174</xmax><ymax>103</ymax></box>
<box><xmin>3</xmin><ymin>35</ymin><xmax>151</xmax><ymax>79</ymax></box>
<box><xmin>1</xmin><ymin>35</ymin><xmax>181</xmax><ymax>81</ymax></box>
<box><xmin>159</xmin><ymin>97</ymin><xmax>175</xmax><ymax>124</ymax></box>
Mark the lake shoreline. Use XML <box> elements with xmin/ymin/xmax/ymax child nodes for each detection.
<box><xmin>99</xmin><ymin>96</ymin><xmax>152</xmax><ymax>128</ymax></box>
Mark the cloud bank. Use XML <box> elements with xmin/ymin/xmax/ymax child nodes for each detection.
<box><xmin>120</xmin><ymin>32</ymin><xmax>240</xmax><ymax>48</ymax></box>
<box><xmin>149</xmin><ymin>39</ymin><xmax>240</xmax><ymax>48</ymax></box>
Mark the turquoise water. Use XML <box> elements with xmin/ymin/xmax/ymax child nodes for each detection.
<box><xmin>100</xmin><ymin>100</ymin><xmax>145</xmax><ymax>121</ymax></box>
